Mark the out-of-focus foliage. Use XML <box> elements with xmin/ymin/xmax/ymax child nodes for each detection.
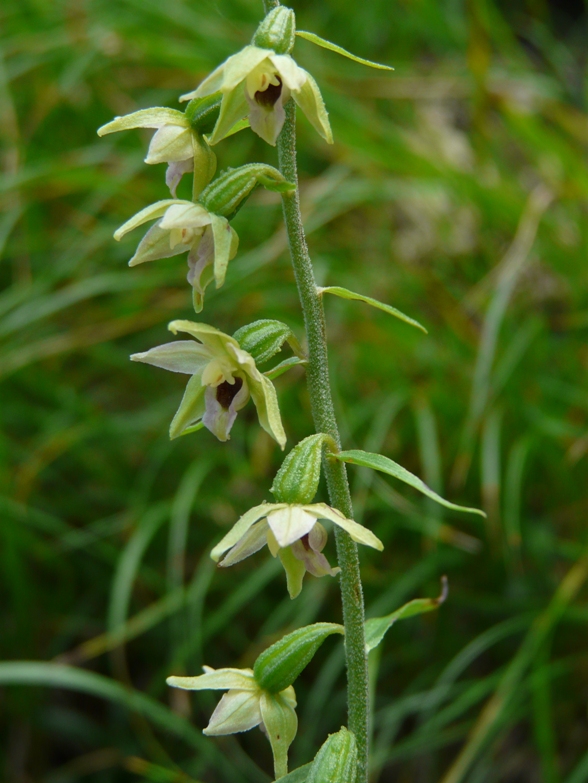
<box><xmin>1</xmin><ymin>0</ymin><xmax>587</xmax><ymax>781</ymax></box>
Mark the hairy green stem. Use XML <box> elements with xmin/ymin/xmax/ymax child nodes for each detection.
<box><xmin>269</xmin><ymin>63</ymin><xmax>370</xmax><ymax>783</ymax></box>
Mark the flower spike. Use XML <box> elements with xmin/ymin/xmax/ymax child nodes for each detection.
<box><xmin>131</xmin><ymin>320</ymin><xmax>286</xmax><ymax>447</ymax></box>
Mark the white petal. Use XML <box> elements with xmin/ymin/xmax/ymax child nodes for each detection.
<box><xmin>267</xmin><ymin>506</ymin><xmax>317</xmax><ymax>548</ymax></box>
<box><xmin>270</xmin><ymin>54</ymin><xmax>307</xmax><ymax>91</ymax></box>
<box><xmin>145</xmin><ymin>125</ymin><xmax>193</xmax><ymax>164</ymax></box>
<box><xmin>160</xmin><ymin>203</ymin><xmax>212</xmax><ymax>230</ymax></box>
<box><xmin>167</xmin><ymin>667</ymin><xmax>255</xmax><ymax>690</ymax></box>
<box><xmin>205</xmin><ymin>689</ymin><xmax>262</xmax><ymax>735</ymax></box>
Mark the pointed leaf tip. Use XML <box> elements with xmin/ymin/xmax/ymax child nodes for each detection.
<box><xmin>296</xmin><ymin>31</ymin><xmax>394</xmax><ymax>70</ymax></box>
<box><xmin>319</xmin><ymin>286</ymin><xmax>427</xmax><ymax>333</ymax></box>
<box><xmin>364</xmin><ymin>577</ymin><xmax>449</xmax><ymax>652</ymax></box>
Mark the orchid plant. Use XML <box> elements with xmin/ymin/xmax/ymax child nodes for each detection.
<box><xmin>99</xmin><ymin>4</ymin><xmax>484</xmax><ymax>780</ymax></box>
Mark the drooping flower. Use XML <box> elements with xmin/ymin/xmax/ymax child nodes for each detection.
<box><xmin>167</xmin><ymin>666</ymin><xmax>297</xmax><ymax>779</ymax></box>
<box><xmin>114</xmin><ymin>199</ymin><xmax>238</xmax><ymax>313</ymax></box>
<box><xmin>97</xmin><ymin>107</ymin><xmax>217</xmax><ymax>197</ymax></box>
<box><xmin>180</xmin><ymin>46</ymin><xmax>332</xmax><ymax>147</ymax></box>
<box><xmin>131</xmin><ymin>320</ymin><xmax>286</xmax><ymax>447</ymax></box>
<box><xmin>210</xmin><ymin>502</ymin><xmax>383</xmax><ymax>598</ymax></box>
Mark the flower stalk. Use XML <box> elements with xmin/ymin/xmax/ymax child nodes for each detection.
<box><xmin>265</xmin><ymin>1</ymin><xmax>370</xmax><ymax>774</ymax></box>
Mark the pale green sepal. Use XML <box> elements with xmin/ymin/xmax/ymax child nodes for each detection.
<box><xmin>219</xmin><ymin>520</ymin><xmax>269</xmax><ymax>567</ymax></box>
<box><xmin>307</xmin><ymin>727</ymin><xmax>357</xmax><ymax>783</ymax></box>
<box><xmin>210</xmin><ymin>503</ymin><xmax>279</xmax><ymax>562</ymax></box>
<box><xmin>278</xmin><ymin>547</ymin><xmax>306</xmax><ymax>599</ymax></box>
<box><xmin>253</xmin><ymin>623</ymin><xmax>344</xmax><ymax>694</ymax></box>
<box><xmin>176</xmin><ymin>420</ymin><xmax>205</xmax><ymax>437</ymax></box>
<box><xmin>292</xmin><ymin>70</ymin><xmax>333</xmax><ymax>144</ymax></box>
<box><xmin>167</xmin><ymin>667</ymin><xmax>255</xmax><ymax>691</ymax></box>
<box><xmin>296</xmin><ymin>31</ymin><xmax>394</xmax><ymax>71</ymax></box>
<box><xmin>168</xmin><ymin>319</ymin><xmax>230</xmax><ymax>356</ymax></box>
<box><xmin>208</xmin><ymin>213</ymin><xmax>233</xmax><ymax>288</ymax></box>
<box><xmin>169</xmin><ymin>374</ymin><xmax>206</xmax><ymax>439</ymax></box>
<box><xmin>204</xmin><ymin>690</ymin><xmax>262</xmax><ymax>735</ymax></box>
<box><xmin>271</xmin><ymin>434</ymin><xmax>329</xmax><ymax>504</ymax></box>
<box><xmin>318</xmin><ymin>286</ymin><xmax>427</xmax><ymax>333</ymax></box>
<box><xmin>233</xmin><ymin>319</ymin><xmax>293</xmax><ymax>365</ymax></box>
<box><xmin>222</xmin><ymin>117</ymin><xmax>250</xmax><ymax>138</ymax></box>
<box><xmin>280</xmin><ymin>764</ymin><xmax>312</xmax><ymax>782</ymax></box>
<box><xmin>208</xmin><ymin>85</ymin><xmax>249</xmax><ymax>146</ymax></box>
<box><xmin>128</xmin><ymin>223</ymin><xmax>189</xmax><ymax>267</ymax></box>
<box><xmin>252</xmin><ymin>7</ymin><xmax>296</xmax><ymax>55</ymax></box>
<box><xmin>332</xmin><ymin>450</ymin><xmax>487</xmax><ymax>516</ymax></box>
<box><xmin>192</xmin><ymin>135</ymin><xmax>217</xmax><ymax>198</ymax></box>
<box><xmin>182</xmin><ymin>46</ymin><xmax>270</xmax><ymax>102</ymax></box>
<box><xmin>97</xmin><ymin>108</ymin><xmax>187</xmax><ymax>136</ymax></box>
<box><xmin>247</xmin><ymin>372</ymin><xmax>287</xmax><ymax>450</ymax></box>
<box><xmin>260</xmin><ymin>689</ymin><xmax>298</xmax><ymax>780</ymax></box>
<box><xmin>130</xmin><ymin>340</ymin><xmax>210</xmax><ymax>374</ymax></box>
<box><xmin>265</xmin><ymin>356</ymin><xmax>307</xmax><ymax>380</ymax></box>
<box><xmin>311</xmin><ymin>503</ymin><xmax>383</xmax><ymax>551</ymax></box>
<box><xmin>365</xmin><ymin>577</ymin><xmax>448</xmax><ymax>652</ymax></box>
<box><xmin>114</xmin><ymin>200</ymin><xmax>187</xmax><ymax>240</ymax></box>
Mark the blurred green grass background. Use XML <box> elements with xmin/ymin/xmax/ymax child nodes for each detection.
<box><xmin>1</xmin><ymin>0</ymin><xmax>587</xmax><ymax>781</ymax></box>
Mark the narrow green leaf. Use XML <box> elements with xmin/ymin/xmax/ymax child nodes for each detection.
<box><xmin>332</xmin><ymin>450</ymin><xmax>486</xmax><ymax>517</ymax></box>
<box><xmin>318</xmin><ymin>286</ymin><xmax>427</xmax><ymax>333</ymax></box>
<box><xmin>296</xmin><ymin>31</ymin><xmax>394</xmax><ymax>71</ymax></box>
<box><xmin>365</xmin><ymin>577</ymin><xmax>448</xmax><ymax>652</ymax></box>
<box><xmin>264</xmin><ymin>356</ymin><xmax>307</xmax><ymax>380</ymax></box>
<box><xmin>0</xmin><ymin>662</ymin><xmax>206</xmax><ymax>750</ymax></box>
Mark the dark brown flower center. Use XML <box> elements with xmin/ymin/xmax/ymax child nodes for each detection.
<box><xmin>299</xmin><ymin>534</ymin><xmax>311</xmax><ymax>551</ymax></box>
<box><xmin>255</xmin><ymin>78</ymin><xmax>283</xmax><ymax>108</ymax></box>
<box><xmin>216</xmin><ymin>377</ymin><xmax>243</xmax><ymax>409</ymax></box>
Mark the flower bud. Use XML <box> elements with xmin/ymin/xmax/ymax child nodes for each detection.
<box><xmin>184</xmin><ymin>93</ymin><xmax>222</xmax><ymax>135</ymax></box>
<box><xmin>199</xmin><ymin>163</ymin><xmax>295</xmax><ymax>219</ymax></box>
<box><xmin>252</xmin><ymin>6</ymin><xmax>296</xmax><ymax>55</ymax></box>
<box><xmin>271</xmin><ymin>434</ymin><xmax>328</xmax><ymax>505</ymax></box>
<box><xmin>307</xmin><ymin>727</ymin><xmax>358</xmax><ymax>783</ymax></box>
<box><xmin>233</xmin><ymin>319</ymin><xmax>293</xmax><ymax>365</ymax></box>
<box><xmin>253</xmin><ymin>622</ymin><xmax>343</xmax><ymax>694</ymax></box>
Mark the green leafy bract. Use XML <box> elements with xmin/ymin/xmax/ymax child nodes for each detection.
<box><xmin>365</xmin><ymin>577</ymin><xmax>448</xmax><ymax>652</ymax></box>
<box><xmin>331</xmin><ymin>450</ymin><xmax>486</xmax><ymax>516</ymax></box>
<box><xmin>319</xmin><ymin>285</ymin><xmax>427</xmax><ymax>333</ymax></box>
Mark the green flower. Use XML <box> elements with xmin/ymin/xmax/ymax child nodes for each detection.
<box><xmin>131</xmin><ymin>320</ymin><xmax>286</xmax><ymax>447</ymax></box>
<box><xmin>114</xmin><ymin>199</ymin><xmax>238</xmax><ymax>313</ymax></box>
<box><xmin>211</xmin><ymin>502</ymin><xmax>383</xmax><ymax>598</ymax></box>
<box><xmin>97</xmin><ymin>108</ymin><xmax>216</xmax><ymax>197</ymax></box>
<box><xmin>181</xmin><ymin>45</ymin><xmax>332</xmax><ymax>147</ymax></box>
<box><xmin>167</xmin><ymin>666</ymin><xmax>297</xmax><ymax>779</ymax></box>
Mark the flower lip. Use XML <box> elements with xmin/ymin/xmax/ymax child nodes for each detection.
<box><xmin>255</xmin><ymin>77</ymin><xmax>283</xmax><ymax>108</ymax></box>
<box><xmin>216</xmin><ymin>377</ymin><xmax>244</xmax><ymax>408</ymax></box>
